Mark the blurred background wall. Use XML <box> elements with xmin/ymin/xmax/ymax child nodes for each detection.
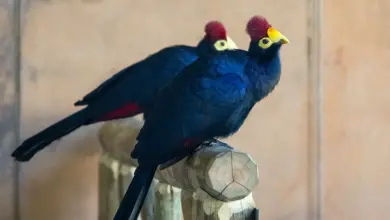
<box><xmin>0</xmin><ymin>0</ymin><xmax>389</xmax><ymax>219</ymax></box>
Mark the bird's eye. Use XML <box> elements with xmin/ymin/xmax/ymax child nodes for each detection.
<box><xmin>258</xmin><ymin>37</ymin><xmax>273</xmax><ymax>49</ymax></box>
<box><xmin>214</xmin><ymin>40</ymin><xmax>229</xmax><ymax>51</ymax></box>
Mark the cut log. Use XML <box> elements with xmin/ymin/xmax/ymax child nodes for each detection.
<box><xmin>181</xmin><ymin>189</ymin><xmax>256</xmax><ymax>220</ymax></box>
<box><xmin>99</xmin><ymin>118</ymin><xmax>259</xmax><ymax>202</ymax></box>
<box><xmin>98</xmin><ymin>156</ymin><xmax>120</xmax><ymax>220</ymax></box>
<box><xmin>99</xmin><ymin>154</ymin><xmax>151</xmax><ymax>220</ymax></box>
<box><xmin>155</xmin><ymin>183</ymin><xmax>183</xmax><ymax>220</ymax></box>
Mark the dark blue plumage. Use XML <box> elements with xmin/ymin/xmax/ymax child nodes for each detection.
<box><xmin>11</xmin><ymin>21</ymin><xmax>237</xmax><ymax>162</ymax></box>
<box><xmin>133</xmin><ymin>50</ymin><xmax>250</xmax><ymax>163</ymax></box>
<box><xmin>75</xmin><ymin>46</ymin><xmax>200</xmax><ymax>108</ymax></box>
<box><xmin>114</xmin><ymin>15</ymin><xmax>289</xmax><ymax>220</ymax></box>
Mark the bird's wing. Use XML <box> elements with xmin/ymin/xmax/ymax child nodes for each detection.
<box><xmin>74</xmin><ymin>65</ymin><xmax>135</xmax><ymax>106</ymax></box>
<box><xmin>74</xmin><ymin>46</ymin><xmax>197</xmax><ymax>106</ymax></box>
<box><xmin>132</xmin><ymin>51</ymin><xmax>249</xmax><ymax>164</ymax></box>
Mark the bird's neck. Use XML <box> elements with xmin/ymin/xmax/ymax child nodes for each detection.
<box><xmin>196</xmin><ymin>38</ymin><xmax>212</xmax><ymax>57</ymax></box>
<box><xmin>246</xmin><ymin>52</ymin><xmax>282</xmax><ymax>101</ymax></box>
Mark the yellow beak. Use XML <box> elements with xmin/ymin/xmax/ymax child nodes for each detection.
<box><xmin>226</xmin><ymin>36</ymin><xmax>239</xmax><ymax>50</ymax></box>
<box><xmin>267</xmin><ymin>27</ymin><xmax>289</xmax><ymax>44</ymax></box>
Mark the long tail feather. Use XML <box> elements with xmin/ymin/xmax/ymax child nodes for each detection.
<box><xmin>74</xmin><ymin>100</ymin><xmax>86</xmax><ymax>106</ymax></box>
<box><xmin>11</xmin><ymin>108</ymin><xmax>90</xmax><ymax>162</ymax></box>
<box><xmin>113</xmin><ymin>163</ymin><xmax>157</xmax><ymax>220</ymax></box>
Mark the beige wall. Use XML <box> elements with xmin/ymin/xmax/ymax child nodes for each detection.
<box><xmin>0</xmin><ymin>0</ymin><xmax>389</xmax><ymax>219</ymax></box>
<box><xmin>323</xmin><ymin>0</ymin><xmax>390</xmax><ymax>219</ymax></box>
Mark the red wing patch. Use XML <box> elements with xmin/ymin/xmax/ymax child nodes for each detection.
<box><xmin>99</xmin><ymin>103</ymin><xmax>143</xmax><ymax>121</ymax></box>
<box><xmin>184</xmin><ymin>138</ymin><xmax>201</xmax><ymax>148</ymax></box>
<box><xmin>184</xmin><ymin>139</ymin><xmax>193</xmax><ymax>148</ymax></box>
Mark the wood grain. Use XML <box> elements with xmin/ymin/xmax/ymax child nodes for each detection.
<box><xmin>99</xmin><ymin>118</ymin><xmax>259</xmax><ymax>202</ymax></box>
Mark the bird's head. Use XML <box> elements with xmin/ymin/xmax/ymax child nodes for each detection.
<box><xmin>246</xmin><ymin>15</ymin><xmax>289</xmax><ymax>61</ymax></box>
<box><xmin>197</xmin><ymin>21</ymin><xmax>238</xmax><ymax>56</ymax></box>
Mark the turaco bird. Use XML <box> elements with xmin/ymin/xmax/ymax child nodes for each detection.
<box><xmin>112</xmin><ymin>15</ymin><xmax>289</xmax><ymax>220</ymax></box>
<box><xmin>11</xmin><ymin>21</ymin><xmax>238</xmax><ymax>162</ymax></box>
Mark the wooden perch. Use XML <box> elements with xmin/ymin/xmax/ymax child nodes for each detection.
<box><xmin>98</xmin><ymin>118</ymin><xmax>259</xmax><ymax>202</ymax></box>
<box><xmin>181</xmin><ymin>189</ymin><xmax>256</xmax><ymax>219</ymax></box>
